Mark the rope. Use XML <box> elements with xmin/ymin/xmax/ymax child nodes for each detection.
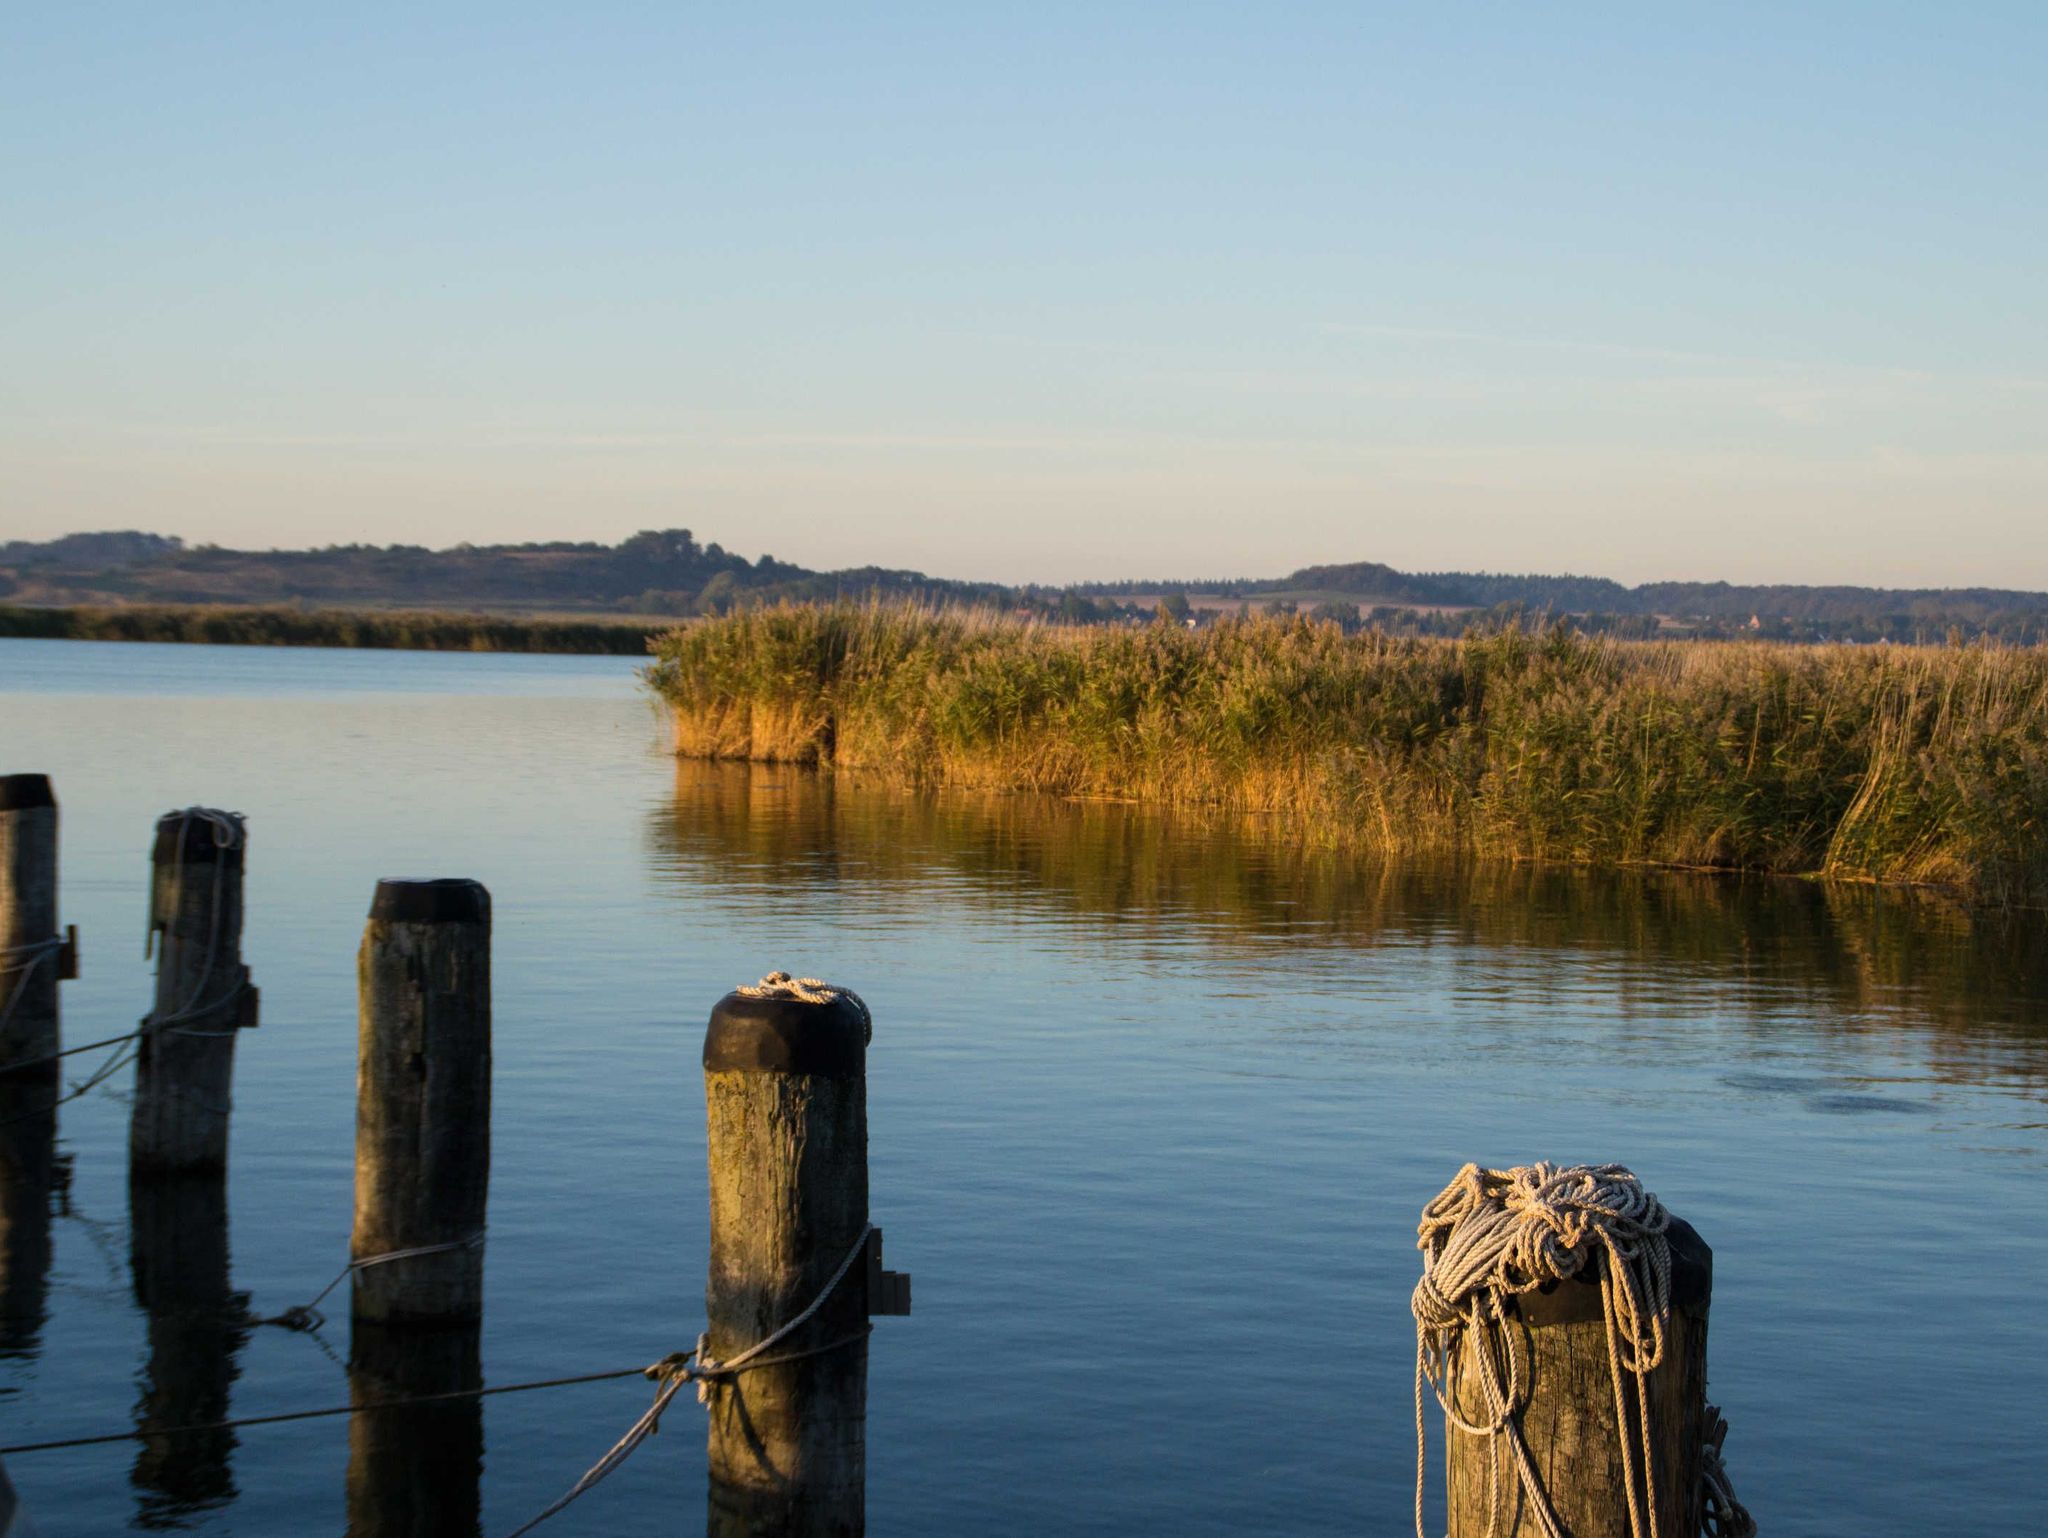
<box><xmin>0</xmin><ymin>1365</ymin><xmax>651</xmax><ymax>1457</ymax></box>
<box><xmin>1411</xmin><ymin>1163</ymin><xmax>1748</xmax><ymax>1538</ymax></box>
<box><xmin>0</xmin><ymin>1029</ymin><xmax>144</xmax><ymax>1079</ymax></box>
<box><xmin>0</xmin><ymin>935</ymin><xmax>61</xmax><ymax>1042</ymax></box>
<box><xmin>1699</xmin><ymin>1405</ymin><xmax>1756</xmax><ymax>1538</ymax></box>
<box><xmin>0</xmin><ymin>1033</ymin><xmax>144</xmax><ymax>1128</ymax></box>
<box><xmin>734</xmin><ymin>971</ymin><xmax>872</xmax><ymax>1045</ymax></box>
<box><xmin>501</xmin><ymin>1223</ymin><xmax>876</xmax><ymax>1538</ymax></box>
<box><xmin>250</xmin><ymin>1233</ymin><xmax>486</xmax><ymax>1333</ymax></box>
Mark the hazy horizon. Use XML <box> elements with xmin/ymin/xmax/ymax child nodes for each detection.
<box><xmin>6</xmin><ymin>6</ymin><xmax>2045</xmax><ymax>588</ymax></box>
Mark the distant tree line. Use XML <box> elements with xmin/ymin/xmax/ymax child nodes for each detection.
<box><xmin>4</xmin><ymin>528</ymin><xmax>2045</xmax><ymax>645</ymax></box>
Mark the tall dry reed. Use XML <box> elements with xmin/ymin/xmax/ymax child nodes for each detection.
<box><xmin>645</xmin><ymin>605</ymin><xmax>2048</xmax><ymax>904</ymax></box>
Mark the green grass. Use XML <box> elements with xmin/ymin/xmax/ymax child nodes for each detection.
<box><xmin>0</xmin><ymin>602</ymin><xmax>656</xmax><ymax>654</ymax></box>
<box><xmin>646</xmin><ymin>604</ymin><xmax>2048</xmax><ymax>905</ymax></box>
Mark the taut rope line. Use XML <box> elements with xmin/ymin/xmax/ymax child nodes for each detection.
<box><xmin>501</xmin><ymin>1222</ymin><xmax>876</xmax><ymax>1537</ymax></box>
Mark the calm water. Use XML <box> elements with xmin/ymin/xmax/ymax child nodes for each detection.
<box><xmin>2</xmin><ymin>636</ymin><xmax>2046</xmax><ymax>1535</ymax></box>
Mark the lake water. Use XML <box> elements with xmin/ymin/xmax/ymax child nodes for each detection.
<box><xmin>2</xmin><ymin>636</ymin><xmax>2045</xmax><ymax>1535</ymax></box>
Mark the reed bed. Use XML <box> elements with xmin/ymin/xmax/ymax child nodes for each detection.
<box><xmin>645</xmin><ymin>604</ymin><xmax>2048</xmax><ymax>905</ymax></box>
<box><xmin>0</xmin><ymin>603</ymin><xmax>653</xmax><ymax>654</ymax></box>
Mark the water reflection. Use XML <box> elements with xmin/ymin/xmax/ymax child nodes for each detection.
<box><xmin>128</xmin><ymin>1176</ymin><xmax>247</xmax><ymax>1527</ymax></box>
<box><xmin>649</xmin><ymin>760</ymin><xmax>2048</xmax><ymax>1101</ymax></box>
<box><xmin>347</xmin><ymin>1322</ymin><xmax>483</xmax><ymax>1538</ymax></box>
<box><xmin>0</xmin><ymin>1087</ymin><xmax>56</xmax><ymax>1361</ymax></box>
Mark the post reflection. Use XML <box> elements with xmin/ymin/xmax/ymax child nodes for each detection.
<box><xmin>128</xmin><ymin>1174</ymin><xmax>247</xmax><ymax>1528</ymax></box>
<box><xmin>346</xmin><ymin>1321</ymin><xmax>483</xmax><ymax>1538</ymax></box>
<box><xmin>0</xmin><ymin>1085</ymin><xmax>55</xmax><ymax>1361</ymax></box>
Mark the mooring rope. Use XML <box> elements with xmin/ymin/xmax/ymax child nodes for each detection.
<box><xmin>249</xmin><ymin>1232</ymin><xmax>487</xmax><ymax>1333</ymax></box>
<box><xmin>501</xmin><ymin>1221</ymin><xmax>876</xmax><ymax>1538</ymax></box>
<box><xmin>0</xmin><ymin>1033</ymin><xmax>144</xmax><ymax>1128</ymax></box>
<box><xmin>735</xmin><ymin>970</ymin><xmax>873</xmax><ymax>1044</ymax></box>
<box><xmin>1411</xmin><ymin>1162</ymin><xmax>1751</xmax><ymax>1538</ymax></box>
<box><xmin>0</xmin><ymin>1365</ymin><xmax>652</xmax><ymax>1457</ymax></box>
<box><xmin>0</xmin><ymin>935</ymin><xmax>62</xmax><ymax>1041</ymax></box>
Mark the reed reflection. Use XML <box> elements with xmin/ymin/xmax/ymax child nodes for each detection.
<box><xmin>648</xmin><ymin>760</ymin><xmax>2048</xmax><ymax>1098</ymax></box>
<box><xmin>128</xmin><ymin>1175</ymin><xmax>247</xmax><ymax>1527</ymax></box>
<box><xmin>346</xmin><ymin>1321</ymin><xmax>483</xmax><ymax>1538</ymax></box>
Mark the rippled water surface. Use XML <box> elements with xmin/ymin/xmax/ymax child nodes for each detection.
<box><xmin>3</xmin><ymin>637</ymin><xmax>2045</xmax><ymax>1535</ymax></box>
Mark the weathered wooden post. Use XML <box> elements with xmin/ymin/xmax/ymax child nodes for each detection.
<box><xmin>1414</xmin><ymin>1163</ymin><xmax>1750</xmax><ymax>1538</ymax></box>
<box><xmin>130</xmin><ymin>1173</ymin><xmax>248</xmax><ymax>1522</ymax></box>
<box><xmin>702</xmin><ymin>975</ymin><xmax>905</xmax><ymax>1538</ymax></box>
<box><xmin>347</xmin><ymin>1320</ymin><xmax>484</xmax><ymax>1538</ymax></box>
<box><xmin>352</xmin><ymin>878</ymin><xmax>490</xmax><ymax>1325</ymax></box>
<box><xmin>1</xmin><ymin>773</ymin><xmax>74</xmax><ymax>1076</ymax></box>
<box><xmin>131</xmin><ymin>808</ymin><xmax>255</xmax><ymax>1175</ymax></box>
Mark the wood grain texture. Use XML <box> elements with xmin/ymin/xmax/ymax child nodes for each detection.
<box><xmin>1446</xmin><ymin>1302</ymin><xmax>1709</xmax><ymax>1538</ymax></box>
<box><xmin>0</xmin><ymin>794</ymin><xmax>60</xmax><ymax>1071</ymax></box>
<box><xmin>130</xmin><ymin>818</ymin><xmax>247</xmax><ymax>1174</ymax></box>
<box><xmin>352</xmin><ymin>895</ymin><xmax>490</xmax><ymax>1324</ymax></box>
<box><xmin>703</xmin><ymin>991</ymin><xmax>868</xmax><ymax>1538</ymax></box>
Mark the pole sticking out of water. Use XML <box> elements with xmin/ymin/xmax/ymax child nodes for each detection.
<box><xmin>1415</xmin><ymin>1166</ymin><xmax>1732</xmax><ymax>1538</ymax></box>
<box><xmin>352</xmin><ymin>878</ymin><xmax>491</xmax><ymax>1326</ymax></box>
<box><xmin>702</xmin><ymin>982</ymin><xmax>877</xmax><ymax>1538</ymax></box>
<box><xmin>1</xmin><ymin>774</ymin><xmax>70</xmax><ymax>1077</ymax></box>
<box><xmin>0</xmin><ymin>775</ymin><xmax>64</xmax><ymax>1358</ymax></box>
<box><xmin>131</xmin><ymin>809</ymin><xmax>254</xmax><ymax>1176</ymax></box>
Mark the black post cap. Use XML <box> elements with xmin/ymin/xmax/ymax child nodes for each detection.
<box><xmin>0</xmin><ymin>774</ymin><xmax>55</xmax><ymax>811</ymax></box>
<box><xmin>1513</xmin><ymin>1215</ymin><xmax>1712</xmax><ymax>1327</ymax></box>
<box><xmin>152</xmin><ymin>809</ymin><xmax>246</xmax><ymax>866</ymax></box>
<box><xmin>369</xmin><ymin>878</ymin><xmax>492</xmax><ymax>925</ymax></box>
<box><xmin>704</xmin><ymin>989</ymin><xmax>866</xmax><ymax>1079</ymax></box>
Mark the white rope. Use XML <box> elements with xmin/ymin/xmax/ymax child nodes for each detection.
<box><xmin>501</xmin><ymin>1223</ymin><xmax>875</xmax><ymax>1538</ymax></box>
<box><xmin>735</xmin><ymin>971</ymin><xmax>872</xmax><ymax>1044</ymax></box>
<box><xmin>1411</xmin><ymin>1163</ymin><xmax>1748</xmax><ymax>1538</ymax></box>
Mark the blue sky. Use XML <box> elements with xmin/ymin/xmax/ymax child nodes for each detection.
<box><xmin>5</xmin><ymin>4</ymin><xmax>2044</xmax><ymax>585</ymax></box>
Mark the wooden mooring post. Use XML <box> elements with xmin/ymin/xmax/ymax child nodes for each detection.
<box><xmin>131</xmin><ymin>808</ymin><xmax>256</xmax><ymax>1175</ymax></box>
<box><xmin>1417</xmin><ymin>1165</ymin><xmax>1743</xmax><ymax>1538</ymax></box>
<box><xmin>1</xmin><ymin>773</ymin><xmax>75</xmax><ymax>1077</ymax></box>
<box><xmin>352</xmin><ymin>878</ymin><xmax>491</xmax><ymax>1325</ymax></box>
<box><xmin>702</xmin><ymin>980</ymin><xmax>906</xmax><ymax>1538</ymax></box>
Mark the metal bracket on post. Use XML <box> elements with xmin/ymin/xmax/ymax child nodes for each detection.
<box><xmin>57</xmin><ymin>924</ymin><xmax>79</xmax><ymax>981</ymax></box>
<box><xmin>865</xmin><ymin>1226</ymin><xmax>911</xmax><ymax>1316</ymax></box>
<box><xmin>236</xmin><ymin>981</ymin><xmax>260</xmax><ymax>1030</ymax></box>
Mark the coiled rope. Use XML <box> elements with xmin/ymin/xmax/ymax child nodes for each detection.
<box><xmin>501</xmin><ymin>1221</ymin><xmax>876</xmax><ymax>1537</ymax></box>
<box><xmin>1411</xmin><ymin>1162</ymin><xmax>1751</xmax><ymax>1538</ymax></box>
<box><xmin>734</xmin><ymin>971</ymin><xmax>872</xmax><ymax>1044</ymax></box>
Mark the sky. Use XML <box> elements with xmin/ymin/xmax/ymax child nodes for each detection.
<box><xmin>4</xmin><ymin>4</ymin><xmax>2045</xmax><ymax>588</ymax></box>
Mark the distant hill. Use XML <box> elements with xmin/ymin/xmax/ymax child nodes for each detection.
<box><xmin>4</xmin><ymin>528</ymin><xmax>2045</xmax><ymax>643</ymax></box>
